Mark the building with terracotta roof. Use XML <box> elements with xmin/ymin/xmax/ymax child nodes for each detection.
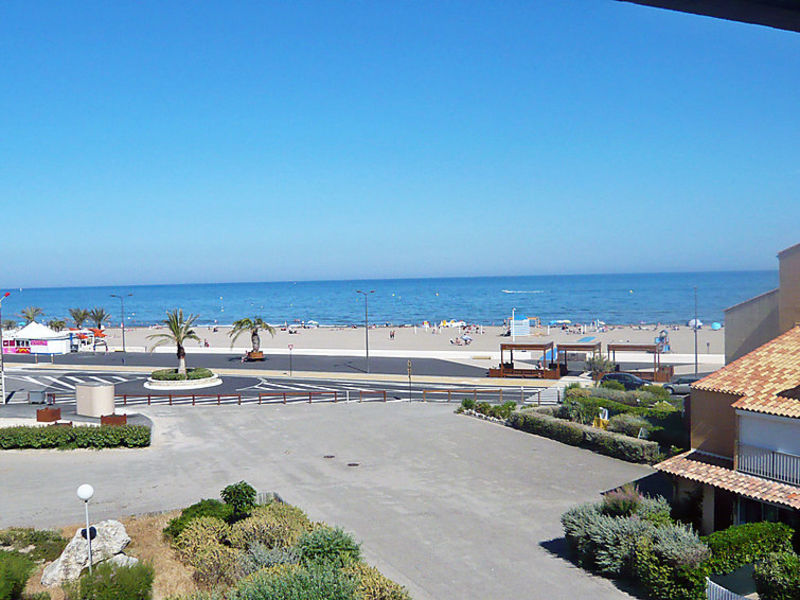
<box><xmin>655</xmin><ymin>326</ymin><xmax>800</xmax><ymax>534</ymax></box>
<box><xmin>725</xmin><ymin>241</ymin><xmax>800</xmax><ymax>363</ymax></box>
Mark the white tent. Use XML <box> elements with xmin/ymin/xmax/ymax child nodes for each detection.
<box><xmin>5</xmin><ymin>321</ymin><xmax>71</xmax><ymax>355</ymax></box>
<box><xmin>14</xmin><ymin>322</ymin><xmax>63</xmax><ymax>340</ymax></box>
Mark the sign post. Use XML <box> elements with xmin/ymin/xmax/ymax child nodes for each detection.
<box><xmin>407</xmin><ymin>360</ymin><xmax>412</xmax><ymax>402</ymax></box>
<box><xmin>288</xmin><ymin>344</ymin><xmax>294</xmax><ymax>377</ymax></box>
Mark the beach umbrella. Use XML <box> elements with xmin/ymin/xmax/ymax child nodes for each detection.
<box><xmin>711</xmin><ymin>322</ymin><xmax>722</xmax><ymax>330</ymax></box>
<box><xmin>687</xmin><ymin>318</ymin><xmax>703</xmax><ymax>329</ymax></box>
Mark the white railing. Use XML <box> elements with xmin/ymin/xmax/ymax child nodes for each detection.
<box><xmin>706</xmin><ymin>578</ymin><xmax>748</xmax><ymax>600</ymax></box>
<box><xmin>737</xmin><ymin>443</ymin><xmax>800</xmax><ymax>487</ymax></box>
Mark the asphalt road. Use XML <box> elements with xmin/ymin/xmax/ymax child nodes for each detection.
<box><xmin>0</xmin><ymin>402</ymin><xmax>649</xmax><ymax>599</ymax></box>
<box><xmin>3</xmin><ymin>351</ymin><xmax>488</xmax><ymax>377</ymax></box>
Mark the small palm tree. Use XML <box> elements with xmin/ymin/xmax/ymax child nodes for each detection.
<box><xmin>586</xmin><ymin>354</ymin><xmax>616</xmax><ymax>385</ymax></box>
<box><xmin>230</xmin><ymin>317</ymin><xmax>276</xmax><ymax>353</ymax></box>
<box><xmin>47</xmin><ymin>319</ymin><xmax>67</xmax><ymax>332</ymax></box>
<box><xmin>88</xmin><ymin>307</ymin><xmax>111</xmax><ymax>329</ymax></box>
<box><xmin>19</xmin><ymin>306</ymin><xmax>44</xmax><ymax>324</ymax></box>
<box><xmin>147</xmin><ymin>309</ymin><xmax>200</xmax><ymax>375</ymax></box>
<box><xmin>69</xmin><ymin>308</ymin><xmax>90</xmax><ymax>328</ymax></box>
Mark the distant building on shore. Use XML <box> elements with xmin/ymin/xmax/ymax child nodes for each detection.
<box><xmin>724</xmin><ymin>242</ymin><xmax>800</xmax><ymax>363</ymax></box>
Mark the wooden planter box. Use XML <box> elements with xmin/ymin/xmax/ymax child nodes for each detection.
<box><xmin>36</xmin><ymin>407</ymin><xmax>61</xmax><ymax>423</ymax></box>
<box><xmin>49</xmin><ymin>421</ymin><xmax>72</xmax><ymax>427</ymax></box>
<box><xmin>246</xmin><ymin>351</ymin><xmax>265</xmax><ymax>361</ymax></box>
<box><xmin>100</xmin><ymin>414</ymin><xmax>127</xmax><ymax>426</ymax></box>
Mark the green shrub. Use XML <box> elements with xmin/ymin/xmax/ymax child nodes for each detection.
<box><xmin>640</xmin><ymin>384</ymin><xmax>670</xmax><ymax>399</ymax></box>
<box><xmin>754</xmin><ymin>551</ymin><xmax>800</xmax><ymax>600</ymax></box>
<box><xmin>233</xmin><ymin>562</ymin><xmax>357</xmax><ymax>600</ymax></box>
<box><xmin>0</xmin><ymin>550</ymin><xmax>34</xmax><ymax>600</ymax></box>
<box><xmin>192</xmin><ymin>544</ymin><xmax>243</xmax><ymax>587</ymax></box>
<box><xmin>651</xmin><ymin>523</ymin><xmax>709</xmax><ymax>569</ymax></box>
<box><xmin>221</xmin><ymin>481</ymin><xmax>257</xmax><ymax>521</ymax></box>
<box><xmin>592</xmin><ymin>515</ymin><xmax>656</xmax><ymax>577</ymax></box>
<box><xmin>601</xmin><ymin>485</ymin><xmax>642</xmax><ymax>517</ymax></box>
<box><xmin>601</xmin><ymin>380</ymin><xmax>625</xmax><ymax>391</ymax></box>
<box><xmin>633</xmin><ymin>538</ymin><xmax>708</xmax><ymax>600</ymax></box>
<box><xmin>239</xmin><ymin>544</ymin><xmax>299</xmax><ymax>576</ymax></box>
<box><xmin>490</xmin><ymin>401</ymin><xmax>518</xmax><ymax>420</ymax></box>
<box><xmin>0</xmin><ymin>528</ymin><xmax>67</xmax><ymax>562</ymax></box>
<box><xmin>0</xmin><ymin>425</ymin><xmax>150</xmax><ymax>450</ymax></box>
<box><xmin>345</xmin><ymin>561</ymin><xmax>411</xmax><ymax>600</ymax></box>
<box><xmin>607</xmin><ymin>414</ymin><xmax>650</xmax><ymax>438</ymax></box>
<box><xmin>636</xmin><ymin>496</ymin><xmax>673</xmax><ymax>527</ymax></box>
<box><xmin>703</xmin><ymin>522</ymin><xmax>794</xmax><ymax>575</ymax></box>
<box><xmin>460</xmin><ymin>398</ymin><xmax>475</xmax><ymax>411</ymax></box>
<box><xmin>565</xmin><ymin>387</ymin><xmax>591</xmax><ymax>399</ymax></box>
<box><xmin>66</xmin><ymin>562</ymin><xmax>154</xmax><ymax>600</ymax></box>
<box><xmin>150</xmin><ymin>368</ymin><xmax>214</xmax><ymax>381</ymax></box>
<box><xmin>164</xmin><ymin>499</ymin><xmax>234</xmax><ymax>540</ymax></box>
<box><xmin>296</xmin><ymin>527</ymin><xmax>361</xmax><ymax>568</ymax></box>
<box><xmin>561</xmin><ymin>503</ymin><xmax>604</xmax><ymax>566</ymax></box>
<box><xmin>507</xmin><ymin>410</ymin><xmax>660</xmax><ymax>463</ymax></box>
<box><xmin>175</xmin><ymin>517</ymin><xmax>231</xmax><ymax>562</ymax></box>
<box><xmin>564</xmin><ymin>382</ymin><xmax>582</xmax><ymax>391</ymax></box>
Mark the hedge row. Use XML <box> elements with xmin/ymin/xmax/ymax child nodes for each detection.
<box><xmin>0</xmin><ymin>425</ymin><xmax>151</xmax><ymax>449</ymax></box>
<box><xmin>151</xmin><ymin>367</ymin><xmax>214</xmax><ymax>381</ymax></box>
<box><xmin>754</xmin><ymin>551</ymin><xmax>800</xmax><ymax>600</ymax></box>
<box><xmin>702</xmin><ymin>521</ymin><xmax>794</xmax><ymax>575</ymax></box>
<box><xmin>507</xmin><ymin>410</ymin><xmax>660</xmax><ymax>463</ymax></box>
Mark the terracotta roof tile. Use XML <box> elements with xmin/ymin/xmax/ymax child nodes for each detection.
<box><xmin>693</xmin><ymin>326</ymin><xmax>800</xmax><ymax>418</ymax></box>
<box><xmin>656</xmin><ymin>451</ymin><xmax>800</xmax><ymax>510</ymax></box>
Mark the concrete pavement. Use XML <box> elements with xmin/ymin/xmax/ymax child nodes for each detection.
<box><xmin>0</xmin><ymin>402</ymin><xmax>649</xmax><ymax>599</ymax></box>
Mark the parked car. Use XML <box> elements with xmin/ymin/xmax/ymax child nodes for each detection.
<box><xmin>663</xmin><ymin>375</ymin><xmax>702</xmax><ymax>396</ymax></box>
<box><xmin>600</xmin><ymin>372</ymin><xmax>649</xmax><ymax>391</ymax></box>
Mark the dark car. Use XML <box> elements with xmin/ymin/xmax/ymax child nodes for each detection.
<box><xmin>600</xmin><ymin>372</ymin><xmax>649</xmax><ymax>391</ymax></box>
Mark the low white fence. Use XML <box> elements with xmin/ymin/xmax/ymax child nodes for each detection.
<box><xmin>706</xmin><ymin>578</ymin><xmax>748</xmax><ymax>600</ymax></box>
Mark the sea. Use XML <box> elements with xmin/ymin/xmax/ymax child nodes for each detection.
<box><xmin>0</xmin><ymin>271</ymin><xmax>777</xmax><ymax>328</ymax></box>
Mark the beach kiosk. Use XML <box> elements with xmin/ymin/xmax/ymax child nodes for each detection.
<box><xmin>606</xmin><ymin>342</ymin><xmax>674</xmax><ymax>383</ymax></box>
<box><xmin>556</xmin><ymin>341</ymin><xmax>602</xmax><ymax>373</ymax></box>
<box><xmin>2</xmin><ymin>322</ymin><xmax>71</xmax><ymax>355</ymax></box>
<box><xmin>489</xmin><ymin>342</ymin><xmax>561</xmax><ymax>379</ymax></box>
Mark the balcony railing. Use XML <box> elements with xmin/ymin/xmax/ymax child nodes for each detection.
<box><xmin>737</xmin><ymin>443</ymin><xmax>800</xmax><ymax>487</ymax></box>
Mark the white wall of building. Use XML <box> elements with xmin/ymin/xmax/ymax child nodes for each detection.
<box><xmin>738</xmin><ymin>410</ymin><xmax>800</xmax><ymax>456</ymax></box>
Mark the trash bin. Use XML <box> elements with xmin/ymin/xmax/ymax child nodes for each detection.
<box><xmin>28</xmin><ymin>390</ymin><xmax>46</xmax><ymax>404</ymax></box>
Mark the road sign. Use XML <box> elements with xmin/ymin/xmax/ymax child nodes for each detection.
<box><xmin>288</xmin><ymin>344</ymin><xmax>294</xmax><ymax>350</ymax></box>
<box><xmin>407</xmin><ymin>360</ymin><xmax>412</xmax><ymax>376</ymax></box>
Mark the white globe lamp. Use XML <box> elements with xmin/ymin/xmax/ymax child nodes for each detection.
<box><xmin>76</xmin><ymin>483</ymin><xmax>95</xmax><ymax>573</ymax></box>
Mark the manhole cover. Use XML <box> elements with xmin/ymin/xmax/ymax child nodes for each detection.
<box><xmin>323</xmin><ymin>455</ymin><xmax>335</xmax><ymax>459</ymax></box>
<box><xmin>347</xmin><ymin>462</ymin><xmax>360</xmax><ymax>467</ymax></box>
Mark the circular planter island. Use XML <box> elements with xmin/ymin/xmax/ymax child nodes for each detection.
<box><xmin>144</xmin><ymin>367</ymin><xmax>223</xmax><ymax>390</ymax></box>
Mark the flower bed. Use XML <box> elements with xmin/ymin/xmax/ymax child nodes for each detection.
<box><xmin>150</xmin><ymin>368</ymin><xmax>214</xmax><ymax>381</ymax></box>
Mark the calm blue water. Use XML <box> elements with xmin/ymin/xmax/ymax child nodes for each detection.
<box><xmin>0</xmin><ymin>271</ymin><xmax>777</xmax><ymax>327</ymax></box>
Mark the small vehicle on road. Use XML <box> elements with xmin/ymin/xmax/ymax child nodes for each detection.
<box><xmin>663</xmin><ymin>375</ymin><xmax>702</xmax><ymax>396</ymax></box>
<box><xmin>600</xmin><ymin>372</ymin><xmax>649</xmax><ymax>391</ymax></box>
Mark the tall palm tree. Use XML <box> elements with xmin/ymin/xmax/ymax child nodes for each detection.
<box><xmin>47</xmin><ymin>319</ymin><xmax>67</xmax><ymax>332</ymax></box>
<box><xmin>147</xmin><ymin>309</ymin><xmax>200</xmax><ymax>375</ymax></box>
<box><xmin>88</xmin><ymin>307</ymin><xmax>111</xmax><ymax>329</ymax></box>
<box><xmin>230</xmin><ymin>317</ymin><xmax>276</xmax><ymax>353</ymax></box>
<box><xmin>19</xmin><ymin>306</ymin><xmax>44</xmax><ymax>324</ymax></box>
<box><xmin>69</xmin><ymin>308</ymin><xmax>90</xmax><ymax>328</ymax></box>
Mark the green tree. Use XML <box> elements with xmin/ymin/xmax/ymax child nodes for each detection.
<box><xmin>19</xmin><ymin>306</ymin><xmax>44</xmax><ymax>324</ymax></box>
<box><xmin>586</xmin><ymin>354</ymin><xmax>616</xmax><ymax>385</ymax></box>
<box><xmin>220</xmin><ymin>480</ymin><xmax>257</xmax><ymax>521</ymax></box>
<box><xmin>229</xmin><ymin>317</ymin><xmax>276</xmax><ymax>353</ymax></box>
<box><xmin>47</xmin><ymin>319</ymin><xmax>67</xmax><ymax>332</ymax></box>
<box><xmin>88</xmin><ymin>307</ymin><xmax>111</xmax><ymax>329</ymax></box>
<box><xmin>69</xmin><ymin>308</ymin><xmax>90</xmax><ymax>328</ymax></box>
<box><xmin>1</xmin><ymin>320</ymin><xmax>17</xmax><ymax>330</ymax></box>
<box><xmin>147</xmin><ymin>309</ymin><xmax>200</xmax><ymax>375</ymax></box>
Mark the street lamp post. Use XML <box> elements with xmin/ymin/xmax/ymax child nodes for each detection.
<box><xmin>110</xmin><ymin>293</ymin><xmax>132</xmax><ymax>364</ymax></box>
<box><xmin>77</xmin><ymin>484</ymin><xmax>95</xmax><ymax>574</ymax></box>
<box><xmin>693</xmin><ymin>286</ymin><xmax>699</xmax><ymax>375</ymax></box>
<box><xmin>0</xmin><ymin>291</ymin><xmax>10</xmax><ymax>404</ymax></box>
<box><xmin>511</xmin><ymin>307</ymin><xmax>516</xmax><ymax>342</ymax></box>
<box><xmin>356</xmin><ymin>290</ymin><xmax>375</xmax><ymax>373</ymax></box>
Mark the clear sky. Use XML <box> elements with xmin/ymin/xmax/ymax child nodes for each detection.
<box><xmin>2</xmin><ymin>1</ymin><xmax>799</xmax><ymax>287</ymax></box>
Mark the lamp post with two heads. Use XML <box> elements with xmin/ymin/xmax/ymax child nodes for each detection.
<box><xmin>356</xmin><ymin>290</ymin><xmax>375</xmax><ymax>374</ymax></box>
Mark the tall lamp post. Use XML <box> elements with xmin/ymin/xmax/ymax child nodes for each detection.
<box><xmin>0</xmin><ymin>291</ymin><xmax>10</xmax><ymax>404</ymax></box>
<box><xmin>77</xmin><ymin>484</ymin><xmax>95</xmax><ymax>574</ymax></box>
<box><xmin>110</xmin><ymin>293</ymin><xmax>132</xmax><ymax>364</ymax></box>
<box><xmin>356</xmin><ymin>290</ymin><xmax>375</xmax><ymax>373</ymax></box>
<box><xmin>693</xmin><ymin>286</ymin><xmax>699</xmax><ymax>375</ymax></box>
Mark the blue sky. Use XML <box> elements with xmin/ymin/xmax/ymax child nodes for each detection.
<box><xmin>2</xmin><ymin>1</ymin><xmax>799</xmax><ymax>287</ymax></box>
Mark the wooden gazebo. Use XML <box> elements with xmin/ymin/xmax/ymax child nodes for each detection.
<box><xmin>606</xmin><ymin>342</ymin><xmax>673</xmax><ymax>382</ymax></box>
<box><xmin>556</xmin><ymin>341</ymin><xmax>602</xmax><ymax>371</ymax></box>
<box><xmin>488</xmin><ymin>342</ymin><xmax>561</xmax><ymax>379</ymax></box>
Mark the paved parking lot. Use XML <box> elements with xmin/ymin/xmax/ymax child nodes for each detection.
<box><xmin>0</xmin><ymin>402</ymin><xmax>650</xmax><ymax>599</ymax></box>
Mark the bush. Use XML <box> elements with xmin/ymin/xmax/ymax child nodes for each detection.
<box><xmin>607</xmin><ymin>414</ymin><xmax>650</xmax><ymax>438</ymax></box>
<box><xmin>754</xmin><ymin>551</ymin><xmax>800</xmax><ymax>600</ymax></box>
<box><xmin>221</xmin><ymin>481</ymin><xmax>257</xmax><ymax>521</ymax></box>
<box><xmin>460</xmin><ymin>398</ymin><xmax>475</xmax><ymax>411</ymax></box>
<box><xmin>507</xmin><ymin>410</ymin><xmax>660</xmax><ymax>463</ymax></box>
<box><xmin>592</xmin><ymin>515</ymin><xmax>656</xmax><ymax>577</ymax></box>
<box><xmin>651</xmin><ymin>523</ymin><xmax>709</xmax><ymax>569</ymax></box>
<box><xmin>66</xmin><ymin>562</ymin><xmax>154</xmax><ymax>600</ymax></box>
<box><xmin>0</xmin><ymin>550</ymin><xmax>34</xmax><ymax>600</ymax></box>
<box><xmin>601</xmin><ymin>485</ymin><xmax>642</xmax><ymax>517</ymax></box>
<box><xmin>175</xmin><ymin>517</ymin><xmax>231</xmax><ymax>561</ymax></box>
<box><xmin>561</xmin><ymin>503</ymin><xmax>604</xmax><ymax>566</ymax></box>
<box><xmin>633</xmin><ymin>538</ymin><xmax>708</xmax><ymax>600</ymax></box>
<box><xmin>601</xmin><ymin>380</ymin><xmax>626</xmax><ymax>391</ymax></box>
<box><xmin>703</xmin><ymin>522</ymin><xmax>794</xmax><ymax>575</ymax></box>
<box><xmin>193</xmin><ymin>544</ymin><xmax>243</xmax><ymax>587</ymax></box>
<box><xmin>345</xmin><ymin>562</ymin><xmax>411</xmax><ymax>600</ymax></box>
<box><xmin>0</xmin><ymin>528</ymin><xmax>67</xmax><ymax>562</ymax></box>
<box><xmin>239</xmin><ymin>544</ymin><xmax>299</xmax><ymax>576</ymax></box>
<box><xmin>233</xmin><ymin>562</ymin><xmax>357</xmax><ymax>600</ymax></box>
<box><xmin>296</xmin><ymin>527</ymin><xmax>361</xmax><ymax>568</ymax></box>
<box><xmin>640</xmin><ymin>384</ymin><xmax>670</xmax><ymax>399</ymax></box>
<box><xmin>164</xmin><ymin>499</ymin><xmax>234</xmax><ymax>540</ymax></box>
<box><xmin>0</xmin><ymin>425</ymin><xmax>150</xmax><ymax>450</ymax></box>
<box><xmin>150</xmin><ymin>368</ymin><xmax>214</xmax><ymax>381</ymax></box>
<box><xmin>636</xmin><ymin>496</ymin><xmax>673</xmax><ymax>527</ymax></box>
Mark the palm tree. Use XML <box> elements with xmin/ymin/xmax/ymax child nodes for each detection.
<box><xmin>88</xmin><ymin>307</ymin><xmax>111</xmax><ymax>329</ymax></box>
<box><xmin>147</xmin><ymin>309</ymin><xmax>200</xmax><ymax>375</ymax></box>
<box><xmin>19</xmin><ymin>306</ymin><xmax>44</xmax><ymax>324</ymax></box>
<box><xmin>586</xmin><ymin>354</ymin><xmax>616</xmax><ymax>385</ymax></box>
<box><xmin>230</xmin><ymin>317</ymin><xmax>276</xmax><ymax>353</ymax></box>
<box><xmin>47</xmin><ymin>319</ymin><xmax>67</xmax><ymax>332</ymax></box>
<box><xmin>69</xmin><ymin>308</ymin><xmax>90</xmax><ymax>328</ymax></box>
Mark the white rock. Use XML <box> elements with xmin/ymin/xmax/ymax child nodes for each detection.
<box><xmin>41</xmin><ymin>520</ymin><xmax>131</xmax><ymax>586</ymax></box>
<box><xmin>109</xmin><ymin>553</ymin><xmax>139</xmax><ymax>568</ymax></box>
